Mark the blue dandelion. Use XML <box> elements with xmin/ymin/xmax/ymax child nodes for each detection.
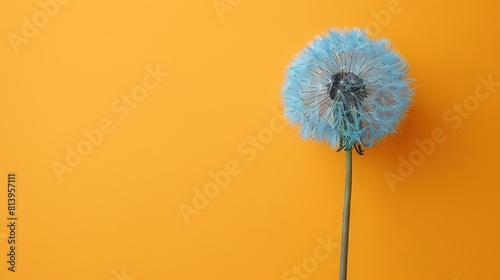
<box><xmin>281</xmin><ymin>28</ymin><xmax>414</xmax><ymax>280</ymax></box>
<box><xmin>282</xmin><ymin>28</ymin><xmax>413</xmax><ymax>154</ymax></box>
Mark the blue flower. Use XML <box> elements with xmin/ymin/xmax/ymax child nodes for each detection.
<box><xmin>282</xmin><ymin>28</ymin><xmax>413</xmax><ymax>154</ymax></box>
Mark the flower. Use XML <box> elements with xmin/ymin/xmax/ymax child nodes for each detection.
<box><xmin>282</xmin><ymin>28</ymin><xmax>413</xmax><ymax>154</ymax></box>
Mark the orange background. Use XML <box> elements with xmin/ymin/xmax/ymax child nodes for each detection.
<box><xmin>1</xmin><ymin>0</ymin><xmax>500</xmax><ymax>279</ymax></box>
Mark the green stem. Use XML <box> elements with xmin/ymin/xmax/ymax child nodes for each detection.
<box><xmin>339</xmin><ymin>149</ymin><xmax>352</xmax><ymax>280</ymax></box>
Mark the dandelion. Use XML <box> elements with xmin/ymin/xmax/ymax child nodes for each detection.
<box><xmin>281</xmin><ymin>28</ymin><xmax>413</xmax><ymax>280</ymax></box>
<box><xmin>282</xmin><ymin>28</ymin><xmax>412</xmax><ymax>154</ymax></box>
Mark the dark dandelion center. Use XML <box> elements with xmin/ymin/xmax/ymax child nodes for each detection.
<box><xmin>328</xmin><ymin>71</ymin><xmax>367</xmax><ymax>106</ymax></box>
<box><xmin>327</xmin><ymin>71</ymin><xmax>367</xmax><ymax>155</ymax></box>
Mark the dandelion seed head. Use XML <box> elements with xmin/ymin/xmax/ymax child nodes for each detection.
<box><xmin>282</xmin><ymin>28</ymin><xmax>413</xmax><ymax>152</ymax></box>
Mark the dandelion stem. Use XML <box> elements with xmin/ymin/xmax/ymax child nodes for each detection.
<box><xmin>339</xmin><ymin>149</ymin><xmax>352</xmax><ymax>280</ymax></box>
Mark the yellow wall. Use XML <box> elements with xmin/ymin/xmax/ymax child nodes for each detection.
<box><xmin>1</xmin><ymin>0</ymin><xmax>499</xmax><ymax>279</ymax></box>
